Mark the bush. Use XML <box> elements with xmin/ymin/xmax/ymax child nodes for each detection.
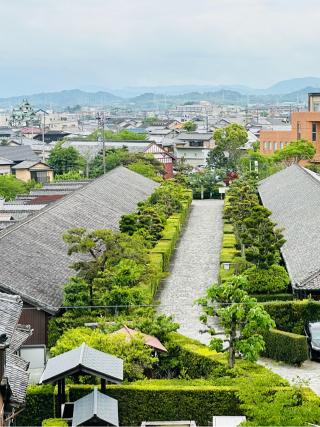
<box><xmin>42</xmin><ymin>419</ymin><xmax>68</xmax><ymax>427</ymax></box>
<box><xmin>151</xmin><ymin>239</ymin><xmax>174</xmax><ymax>271</ymax></box>
<box><xmin>262</xmin><ymin>329</ymin><xmax>308</xmax><ymax>365</ymax></box>
<box><xmin>251</xmin><ymin>293</ymin><xmax>293</xmax><ymax>302</ymax></box>
<box><xmin>16</xmin><ymin>385</ymin><xmax>55</xmax><ymax>426</ymax></box>
<box><xmin>69</xmin><ymin>384</ymin><xmax>240</xmax><ymax>426</ymax></box>
<box><xmin>263</xmin><ymin>300</ymin><xmax>320</xmax><ymax>335</ymax></box>
<box><xmin>223</xmin><ymin>223</ymin><xmax>234</xmax><ymax>234</ymax></box>
<box><xmin>169</xmin><ymin>333</ymin><xmax>228</xmax><ymax>378</ymax></box>
<box><xmin>243</xmin><ymin>265</ymin><xmax>290</xmax><ymax>294</ymax></box>
<box><xmin>222</xmin><ymin>233</ymin><xmax>237</xmax><ymax>248</ymax></box>
<box><xmin>219</xmin><ymin>266</ymin><xmax>235</xmax><ymax>282</ymax></box>
<box><xmin>220</xmin><ymin>248</ymin><xmax>240</xmax><ymax>263</ymax></box>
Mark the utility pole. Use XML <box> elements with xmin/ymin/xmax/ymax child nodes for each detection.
<box><xmin>36</xmin><ymin>109</ymin><xmax>48</xmax><ymax>162</ymax></box>
<box><xmin>96</xmin><ymin>112</ymin><xmax>106</xmax><ymax>174</ymax></box>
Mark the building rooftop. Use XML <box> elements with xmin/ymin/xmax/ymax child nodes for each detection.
<box><xmin>0</xmin><ymin>166</ymin><xmax>159</xmax><ymax>312</ymax></box>
<box><xmin>259</xmin><ymin>165</ymin><xmax>320</xmax><ymax>290</ymax></box>
<box><xmin>177</xmin><ymin>132</ymin><xmax>213</xmax><ymax>141</ymax></box>
<box><xmin>0</xmin><ymin>146</ymin><xmax>39</xmax><ymax>162</ymax></box>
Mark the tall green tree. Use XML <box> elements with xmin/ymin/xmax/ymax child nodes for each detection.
<box><xmin>182</xmin><ymin>121</ymin><xmax>197</xmax><ymax>132</ymax></box>
<box><xmin>273</xmin><ymin>139</ymin><xmax>316</xmax><ymax>166</ymax></box>
<box><xmin>48</xmin><ymin>143</ymin><xmax>84</xmax><ymax>175</ymax></box>
<box><xmin>198</xmin><ymin>275</ymin><xmax>275</xmax><ymax>368</ymax></box>
<box><xmin>212</xmin><ymin>123</ymin><xmax>248</xmax><ymax>169</ymax></box>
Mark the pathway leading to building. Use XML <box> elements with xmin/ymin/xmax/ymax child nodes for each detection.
<box><xmin>157</xmin><ymin>199</ymin><xmax>224</xmax><ymax>344</ymax></box>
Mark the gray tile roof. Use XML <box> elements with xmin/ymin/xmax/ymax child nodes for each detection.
<box><xmin>40</xmin><ymin>343</ymin><xmax>123</xmax><ymax>384</ymax></box>
<box><xmin>0</xmin><ymin>146</ymin><xmax>39</xmax><ymax>162</ymax></box>
<box><xmin>259</xmin><ymin>165</ymin><xmax>320</xmax><ymax>290</ymax></box>
<box><xmin>72</xmin><ymin>388</ymin><xmax>119</xmax><ymax>427</ymax></box>
<box><xmin>178</xmin><ymin>132</ymin><xmax>213</xmax><ymax>141</ymax></box>
<box><xmin>0</xmin><ymin>166</ymin><xmax>159</xmax><ymax>313</ymax></box>
<box><xmin>12</xmin><ymin>160</ymin><xmax>52</xmax><ymax>170</ymax></box>
<box><xmin>0</xmin><ymin>157</ymin><xmax>13</xmax><ymax>165</ymax></box>
<box><xmin>0</xmin><ymin>293</ymin><xmax>32</xmax><ymax>406</ymax></box>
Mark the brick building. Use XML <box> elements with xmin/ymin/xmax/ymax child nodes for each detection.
<box><xmin>260</xmin><ymin>93</ymin><xmax>320</xmax><ymax>161</ymax></box>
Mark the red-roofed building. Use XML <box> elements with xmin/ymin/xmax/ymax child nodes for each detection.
<box><xmin>112</xmin><ymin>325</ymin><xmax>168</xmax><ymax>353</ymax></box>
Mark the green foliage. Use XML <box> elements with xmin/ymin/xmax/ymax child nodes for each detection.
<box><xmin>54</xmin><ymin>171</ymin><xmax>85</xmax><ymax>181</ymax></box>
<box><xmin>0</xmin><ymin>175</ymin><xmax>34</xmax><ymax>200</ymax></box>
<box><xmin>198</xmin><ymin>276</ymin><xmax>275</xmax><ymax>368</ymax></box>
<box><xmin>220</xmin><ymin>248</ymin><xmax>240</xmax><ymax>263</ymax></box>
<box><xmin>262</xmin><ymin>299</ymin><xmax>320</xmax><ymax>335</ymax></box>
<box><xmin>42</xmin><ymin>419</ymin><xmax>68</xmax><ymax>427</ymax></box>
<box><xmin>251</xmin><ymin>293</ymin><xmax>293</xmax><ymax>302</ymax></box>
<box><xmin>273</xmin><ymin>139</ymin><xmax>316</xmax><ymax>166</ymax></box>
<box><xmin>48</xmin><ymin>143</ymin><xmax>84</xmax><ymax>175</ymax></box>
<box><xmin>188</xmin><ymin>169</ymin><xmax>220</xmax><ymax>199</ymax></box>
<box><xmin>262</xmin><ymin>329</ymin><xmax>308</xmax><ymax>365</ymax></box>
<box><xmin>63</xmin><ymin>277</ymin><xmax>91</xmax><ymax>310</ymax></box>
<box><xmin>128</xmin><ymin>160</ymin><xmax>159</xmax><ymax>179</ymax></box>
<box><xmin>16</xmin><ymin>385</ymin><xmax>55</xmax><ymax>426</ymax></box>
<box><xmin>211</xmin><ymin>123</ymin><xmax>248</xmax><ymax>169</ymax></box>
<box><xmin>243</xmin><ymin>264</ymin><xmax>290</xmax><ymax>294</ymax></box>
<box><xmin>182</xmin><ymin>120</ymin><xmax>197</xmax><ymax>131</ymax></box>
<box><xmin>88</xmin><ymin>129</ymin><xmax>147</xmax><ymax>141</ymax></box>
<box><xmin>51</xmin><ymin>327</ymin><xmax>157</xmax><ymax>381</ymax></box>
<box><xmin>237</xmin><ymin>379</ymin><xmax>320</xmax><ymax>426</ymax></box>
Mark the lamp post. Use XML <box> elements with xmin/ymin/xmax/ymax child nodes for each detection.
<box><xmin>36</xmin><ymin>109</ymin><xmax>48</xmax><ymax>162</ymax></box>
<box><xmin>96</xmin><ymin>112</ymin><xmax>106</xmax><ymax>174</ymax></box>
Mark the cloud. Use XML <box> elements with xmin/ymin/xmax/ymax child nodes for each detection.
<box><xmin>0</xmin><ymin>0</ymin><xmax>320</xmax><ymax>95</ymax></box>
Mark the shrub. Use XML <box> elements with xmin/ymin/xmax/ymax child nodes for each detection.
<box><xmin>151</xmin><ymin>239</ymin><xmax>174</xmax><ymax>270</ymax></box>
<box><xmin>243</xmin><ymin>265</ymin><xmax>290</xmax><ymax>294</ymax></box>
<box><xmin>220</xmin><ymin>248</ymin><xmax>240</xmax><ymax>263</ymax></box>
<box><xmin>262</xmin><ymin>329</ymin><xmax>308</xmax><ymax>365</ymax></box>
<box><xmin>69</xmin><ymin>384</ymin><xmax>240</xmax><ymax>426</ymax></box>
<box><xmin>222</xmin><ymin>233</ymin><xmax>237</xmax><ymax>248</ymax></box>
<box><xmin>16</xmin><ymin>385</ymin><xmax>55</xmax><ymax>426</ymax></box>
<box><xmin>251</xmin><ymin>293</ymin><xmax>293</xmax><ymax>302</ymax></box>
<box><xmin>42</xmin><ymin>419</ymin><xmax>68</xmax><ymax>427</ymax></box>
<box><xmin>223</xmin><ymin>223</ymin><xmax>234</xmax><ymax>234</ymax></box>
<box><xmin>262</xmin><ymin>300</ymin><xmax>320</xmax><ymax>335</ymax></box>
<box><xmin>219</xmin><ymin>266</ymin><xmax>235</xmax><ymax>282</ymax></box>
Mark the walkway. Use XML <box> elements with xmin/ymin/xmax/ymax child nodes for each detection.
<box><xmin>259</xmin><ymin>358</ymin><xmax>320</xmax><ymax>396</ymax></box>
<box><xmin>157</xmin><ymin>199</ymin><xmax>224</xmax><ymax>344</ymax></box>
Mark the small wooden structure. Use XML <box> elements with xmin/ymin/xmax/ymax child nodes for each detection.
<box><xmin>40</xmin><ymin>343</ymin><xmax>123</xmax><ymax>417</ymax></box>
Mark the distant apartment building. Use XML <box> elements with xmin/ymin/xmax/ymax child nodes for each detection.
<box><xmin>260</xmin><ymin>93</ymin><xmax>320</xmax><ymax>161</ymax></box>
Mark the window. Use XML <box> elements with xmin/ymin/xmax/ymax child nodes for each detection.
<box><xmin>264</xmin><ymin>142</ymin><xmax>268</xmax><ymax>150</ymax></box>
<box><xmin>274</xmin><ymin>142</ymin><xmax>278</xmax><ymax>150</ymax></box>
<box><xmin>268</xmin><ymin>142</ymin><xmax>272</xmax><ymax>150</ymax></box>
<box><xmin>280</xmin><ymin>142</ymin><xmax>284</xmax><ymax>149</ymax></box>
<box><xmin>312</xmin><ymin>123</ymin><xmax>317</xmax><ymax>142</ymax></box>
<box><xmin>31</xmin><ymin>171</ymin><xmax>49</xmax><ymax>184</ymax></box>
<box><xmin>189</xmin><ymin>140</ymin><xmax>204</xmax><ymax>147</ymax></box>
<box><xmin>297</xmin><ymin>122</ymin><xmax>301</xmax><ymax>140</ymax></box>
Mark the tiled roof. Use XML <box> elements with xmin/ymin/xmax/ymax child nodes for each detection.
<box><xmin>178</xmin><ymin>132</ymin><xmax>213</xmax><ymax>141</ymax></box>
<box><xmin>40</xmin><ymin>343</ymin><xmax>123</xmax><ymax>384</ymax></box>
<box><xmin>0</xmin><ymin>157</ymin><xmax>13</xmax><ymax>165</ymax></box>
<box><xmin>259</xmin><ymin>165</ymin><xmax>320</xmax><ymax>290</ymax></box>
<box><xmin>0</xmin><ymin>167</ymin><xmax>159</xmax><ymax>313</ymax></box>
<box><xmin>0</xmin><ymin>146</ymin><xmax>39</xmax><ymax>162</ymax></box>
<box><xmin>72</xmin><ymin>388</ymin><xmax>119</xmax><ymax>427</ymax></box>
<box><xmin>112</xmin><ymin>326</ymin><xmax>167</xmax><ymax>352</ymax></box>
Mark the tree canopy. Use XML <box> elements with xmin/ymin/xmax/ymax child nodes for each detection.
<box><xmin>48</xmin><ymin>143</ymin><xmax>84</xmax><ymax>175</ymax></box>
<box><xmin>273</xmin><ymin>139</ymin><xmax>316</xmax><ymax>166</ymax></box>
<box><xmin>0</xmin><ymin>175</ymin><xmax>40</xmax><ymax>201</ymax></box>
<box><xmin>182</xmin><ymin>121</ymin><xmax>197</xmax><ymax>132</ymax></box>
<box><xmin>198</xmin><ymin>276</ymin><xmax>275</xmax><ymax>368</ymax></box>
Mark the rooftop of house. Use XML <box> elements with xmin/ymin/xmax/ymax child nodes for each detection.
<box><xmin>0</xmin><ymin>166</ymin><xmax>159</xmax><ymax>313</ymax></box>
<box><xmin>177</xmin><ymin>132</ymin><xmax>213</xmax><ymax>141</ymax></box>
<box><xmin>258</xmin><ymin>165</ymin><xmax>320</xmax><ymax>290</ymax></box>
<box><xmin>0</xmin><ymin>146</ymin><xmax>39</xmax><ymax>163</ymax></box>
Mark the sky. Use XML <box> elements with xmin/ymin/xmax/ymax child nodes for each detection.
<box><xmin>1</xmin><ymin>0</ymin><xmax>320</xmax><ymax>96</ymax></box>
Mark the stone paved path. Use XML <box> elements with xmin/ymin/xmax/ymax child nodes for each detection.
<box><xmin>259</xmin><ymin>358</ymin><xmax>320</xmax><ymax>395</ymax></box>
<box><xmin>157</xmin><ymin>199</ymin><xmax>224</xmax><ymax>344</ymax></box>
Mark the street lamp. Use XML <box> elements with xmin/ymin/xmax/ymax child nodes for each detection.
<box><xmin>36</xmin><ymin>109</ymin><xmax>48</xmax><ymax>162</ymax></box>
<box><xmin>96</xmin><ymin>112</ymin><xmax>106</xmax><ymax>174</ymax></box>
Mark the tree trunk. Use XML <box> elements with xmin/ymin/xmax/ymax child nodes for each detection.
<box><xmin>201</xmin><ymin>186</ymin><xmax>204</xmax><ymax>200</ymax></box>
<box><xmin>228</xmin><ymin>318</ymin><xmax>237</xmax><ymax>368</ymax></box>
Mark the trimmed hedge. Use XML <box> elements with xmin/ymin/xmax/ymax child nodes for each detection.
<box><xmin>42</xmin><ymin>419</ymin><xmax>68</xmax><ymax>427</ymax></box>
<box><xmin>219</xmin><ymin>266</ymin><xmax>235</xmax><ymax>283</ymax></box>
<box><xmin>252</xmin><ymin>293</ymin><xmax>293</xmax><ymax>302</ymax></box>
<box><xmin>220</xmin><ymin>248</ymin><xmax>240</xmax><ymax>264</ymax></box>
<box><xmin>16</xmin><ymin>385</ymin><xmax>55</xmax><ymax>426</ymax></box>
<box><xmin>223</xmin><ymin>223</ymin><xmax>234</xmax><ymax>234</ymax></box>
<box><xmin>69</xmin><ymin>384</ymin><xmax>240</xmax><ymax>426</ymax></box>
<box><xmin>262</xmin><ymin>328</ymin><xmax>308</xmax><ymax>365</ymax></box>
<box><xmin>222</xmin><ymin>234</ymin><xmax>237</xmax><ymax>248</ymax></box>
<box><xmin>169</xmin><ymin>333</ymin><xmax>228</xmax><ymax>378</ymax></box>
<box><xmin>263</xmin><ymin>300</ymin><xmax>320</xmax><ymax>335</ymax></box>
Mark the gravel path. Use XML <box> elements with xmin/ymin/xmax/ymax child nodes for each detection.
<box><xmin>259</xmin><ymin>358</ymin><xmax>320</xmax><ymax>395</ymax></box>
<box><xmin>157</xmin><ymin>199</ymin><xmax>224</xmax><ymax>344</ymax></box>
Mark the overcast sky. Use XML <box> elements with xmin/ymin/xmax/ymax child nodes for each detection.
<box><xmin>1</xmin><ymin>0</ymin><xmax>319</xmax><ymax>96</ymax></box>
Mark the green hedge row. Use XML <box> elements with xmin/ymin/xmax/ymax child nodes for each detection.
<box><xmin>262</xmin><ymin>328</ymin><xmax>308</xmax><ymax>365</ymax></box>
<box><xmin>42</xmin><ymin>419</ymin><xmax>68</xmax><ymax>427</ymax></box>
<box><xmin>169</xmin><ymin>333</ymin><xmax>228</xmax><ymax>378</ymax></box>
<box><xmin>252</xmin><ymin>293</ymin><xmax>293</xmax><ymax>302</ymax></box>
<box><xmin>263</xmin><ymin>300</ymin><xmax>320</xmax><ymax>335</ymax></box>
<box><xmin>68</xmin><ymin>384</ymin><xmax>240</xmax><ymax>426</ymax></box>
<box><xmin>16</xmin><ymin>385</ymin><xmax>55</xmax><ymax>426</ymax></box>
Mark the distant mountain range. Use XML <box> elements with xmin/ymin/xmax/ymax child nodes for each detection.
<box><xmin>1</xmin><ymin>77</ymin><xmax>320</xmax><ymax>109</ymax></box>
